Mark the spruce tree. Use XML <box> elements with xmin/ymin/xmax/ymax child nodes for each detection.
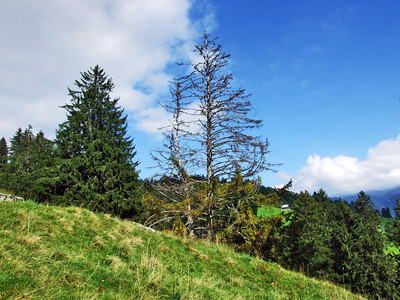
<box><xmin>348</xmin><ymin>192</ymin><xmax>398</xmax><ymax>298</ymax></box>
<box><xmin>0</xmin><ymin>137</ymin><xmax>8</xmax><ymax>166</ymax></box>
<box><xmin>389</xmin><ymin>199</ymin><xmax>400</xmax><ymax>291</ymax></box>
<box><xmin>0</xmin><ymin>137</ymin><xmax>9</xmax><ymax>188</ymax></box>
<box><xmin>5</xmin><ymin>127</ymin><xmax>29</xmax><ymax>193</ymax></box>
<box><xmin>281</xmin><ymin>191</ymin><xmax>333</xmax><ymax>277</ymax></box>
<box><xmin>330</xmin><ymin>198</ymin><xmax>357</xmax><ymax>285</ymax></box>
<box><xmin>30</xmin><ymin>130</ymin><xmax>58</xmax><ymax>202</ymax></box>
<box><xmin>56</xmin><ymin>65</ymin><xmax>142</xmax><ymax>218</ymax></box>
<box><xmin>5</xmin><ymin>126</ymin><xmax>55</xmax><ymax>201</ymax></box>
<box><xmin>390</xmin><ymin>199</ymin><xmax>400</xmax><ymax>248</ymax></box>
<box><xmin>380</xmin><ymin>206</ymin><xmax>393</xmax><ymax>218</ymax></box>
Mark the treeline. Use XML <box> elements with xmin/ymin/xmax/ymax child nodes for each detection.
<box><xmin>278</xmin><ymin>190</ymin><xmax>400</xmax><ymax>298</ymax></box>
<box><xmin>0</xmin><ymin>33</ymin><xmax>400</xmax><ymax>299</ymax></box>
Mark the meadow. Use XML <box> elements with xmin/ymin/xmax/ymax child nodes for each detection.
<box><xmin>0</xmin><ymin>200</ymin><xmax>363</xmax><ymax>299</ymax></box>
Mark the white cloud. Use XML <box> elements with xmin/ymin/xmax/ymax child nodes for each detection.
<box><xmin>0</xmin><ymin>0</ymin><xmax>209</xmax><ymax>141</ymax></box>
<box><xmin>283</xmin><ymin>134</ymin><xmax>400</xmax><ymax>195</ymax></box>
<box><xmin>135</xmin><ymin>107</ymin><xmax>171</xmax><ymax>138</ymax></box>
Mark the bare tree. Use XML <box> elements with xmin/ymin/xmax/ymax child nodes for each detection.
<box><xmin>187</xmin><ymin>33</ymin><xmax>275</xmax><ymax>238</ymax></box>
<box><xmin>151</xmin><ymin>75</ymin><xmax>194</xmax><ymax>181</ymax></box>
<box><xmin>150</xmin><ymin>33</ymin><xmax>277</xmax><ymax>239</ymax></box>
<box><xmin>149</xmin><ymin>75</ymin><xmax>198</xmax><ymax>237</ymax></box>
<box><xmin>189</xmin><ymin>33</ymin><xmax>274</xmax><ymax>183</ymax></box>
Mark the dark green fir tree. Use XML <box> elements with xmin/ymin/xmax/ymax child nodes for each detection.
<box><xmin>390</xmin><ymin>199</ymin><xmax>400</xmax><ymax>248</ymax></box>
<box><xmin>330</xmin><ymin>198</ymin><xmax>357</xmax><ymax>285</ymax></box>
<box><xmin>381</xmin><ymin>206</ymin><xmax>393</xmax><ymax>218</ymax></box>
<box><xmin>347</xmin><ymin>191</ymin><xmax>398</xmax><ymax>298</ymax></box>
<box><xmin>389</xmin><ymin>199</ymin><xmax>400</xmax><ymax>290</ymax></box>
<box><xmin>0</xmin><ymin>137</ymin><xmax>9</xmax><ymax>188</ymax></box>
<box><xmin>280</xmin><ymin>190</ymin><xmax>333</xmax><ymax>277</ymax></box>
<box><xmin>56</xmin><ymin>65</ymin><xmax>142</xmax><ymax>219</ymax></box>
<box><xmin>4</xmin><ymin>126</ymin><xmax>55</xmax><ymax>201</ymax></box>
<box><xmin>0</xmin><ymin>137</ymin><xmax>8</xmax><ymax>167</ymax></box>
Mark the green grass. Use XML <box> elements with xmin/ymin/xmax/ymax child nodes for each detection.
<box><xmin>381</xmin><ymin>217</ymin><xmax>394</xmax><ymax>228</ymax></box>
<box><xmin>257</xmin><ymin>206</ymin><xmax>292</xmax><ymax>227</ymax></box>
<box><xmin>257</xmin><ymin>206</ymin><xmax>282</xmax><ymax>218</ymax></box>
<box><xmin>379</xmin><ymin>217</ymin><xmax>400</xmax><ymax>255</ymax></box>
<box><xmin>386</xmin><ymin>243</ymin><xmax>400</xmax><ymax>256</ymax></box>
<box><xmin>0</xmin><ymin>200</ymin><xmax>363</xmax><ymax>299</ymax></box>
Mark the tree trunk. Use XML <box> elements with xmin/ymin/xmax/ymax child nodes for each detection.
<box><xmin>186</xmin><ymin>201</ymin><xmax>194</xmax><ymax>238</ymax></box>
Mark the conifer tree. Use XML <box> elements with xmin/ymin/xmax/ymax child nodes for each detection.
<box><xmin>56</xmin><ymin>65</ymin><xmax>142</xmax><ymax>218</ymax></box>
<box><xmin>388</xmin><ymin>199</ymin><xmax>400</xmax><ymax>291</ymax></box>
<box><xmin>390</xmin><ymin>199</ymin><xmax>400</xmax><ymax>248</ymax></box>
<box><xmin>0</xmin><ymin>137</ymin><xmax>9</xmax><ymax>188</ymax></box>
<box><xmin>221</xmin><ymin>171</ymin><xmax>289</xmax><ymax>258</ymax></box>
<box><xmin>278</xmin><ymin>190</ymin><xmax>397</xmax><ymax>297</ymax></box>
<box><xmin>381</xmin><ymin>206</ymin><xmax>393</xmax><ymax>218</ymax></box>
<box><xmin>347</xmin><ymin>192</ymin><xmax>398</xmax><ymax>298</ymax></box>
<box><xmin>5</xmin><ymin>126</ymin><xmax>55</xmax><ymax>201</ymax></box>
<box><xmin>0</xmin><ymin>137</ymin><xmax>8</xmax><ymax>167</ymax></box>
<box><xmin>330</xmin><ymin>198</ymin><xmax>357</xmax><ymax>285</ymax></box>
<box><xmin>281</xmin><ymin>191</ymin><xmax>333</xmax><ymax>277</ymax></box>
<box><xmin>6</xmin><ymin>127</ymin><xmax>31</xmax><ymax>192</ymax></box>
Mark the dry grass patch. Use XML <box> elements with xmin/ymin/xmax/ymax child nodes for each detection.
<box><xmin>16</xmin><ymin>234</ymin><xmax>41</xmax><ymax>246</ymax></box>
<box><xmin>191</xmin><ymin>275</ymin><xmax>221</xmax><ymax>294</ymax></box>
<box><xmin>91</xmin><ymin>235</ymin><xmax>106</xmax><ymax>249</ymax></box>
<box><xmin>107</xmin><ymin>255</ymin><xmax>128</xmax><ymax>273</ymax></box>
<box><xmin>56</xmin><ymin>216</ymin><xmax>74</xmax><ymax>234</ymax></box>
<box><xmin>157</xmin><ymin>243</ymin><xmax>172</xmax><ymax>254</ymax></box>
<box><xmin>116</xmin><ymin>220</ymin><xmax>135</xmax><ymax>234</ymax></box>
<box><xmin>229</xmin><ymin>276</ymin><xmax>244</xmax><ymax>288</ymax></box>
<box><xmin>187</xmin><ymin>245</ymin><xmax>210</xmax><ymax>261</ymax></box>
<box><xmin>87</xmin><ymin>213</ymin><xmax>101</xmax><ymax>227</ymax></box>
<box><xmin>139</xmin><ymin>254</ymin><xmax>164</xmax><ymax>284</ymax></box>
<box><xmin>106</xmin><ymin>231</ymin><xmax>117</xmax><ymax>240</ymax></box>
<box><xmin>117</xmin><ymin>236</ymin><xmax>143</xmax><ymax>254</ymax></box>
<box><xmin>0</xmin><ymin>229</ymin><xmax>14</xmax><ymax>237</ymax></box>
<box><xmin>224</xmin><ymin>255</ymin><xmax>237</xmax><ymax>267</ymax></box>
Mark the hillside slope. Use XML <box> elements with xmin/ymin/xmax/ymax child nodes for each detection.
<box><xmin>0</xmin><ymin>200</ymin><xmax>363</xmax><ymax>299</ymax></box>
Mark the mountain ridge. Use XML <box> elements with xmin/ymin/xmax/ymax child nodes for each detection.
<box><xmin>332</xmin><ymin>186</ymin><xmax>400</xmax><ymax>216</ymax></box>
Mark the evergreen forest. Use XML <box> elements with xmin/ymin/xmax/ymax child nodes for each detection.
<box><xmin>0</xmin><ymin>33</ymin><xmax>399</xmax><ymax>299</ymax></box>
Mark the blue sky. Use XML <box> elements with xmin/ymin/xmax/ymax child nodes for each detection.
<box><xmin>1</xmin><ymin>0</ymin><xmax>399</xmax><ymax>195</ymax></box>
<box><xmin>200</xmin><ymin>0</ymin><xmax>400</xmax><ymax>193</ymax></box>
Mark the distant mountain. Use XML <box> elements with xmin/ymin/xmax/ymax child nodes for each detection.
<box><xmin>332</xmin><ymin>186</ymin><xmax>400</xmax><ymax>217</ymax></box>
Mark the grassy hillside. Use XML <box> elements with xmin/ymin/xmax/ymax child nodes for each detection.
<box><xmin>0</xmin><ymin>200</ymin><xmax>363</xmax><ymax>299</ymax></box>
